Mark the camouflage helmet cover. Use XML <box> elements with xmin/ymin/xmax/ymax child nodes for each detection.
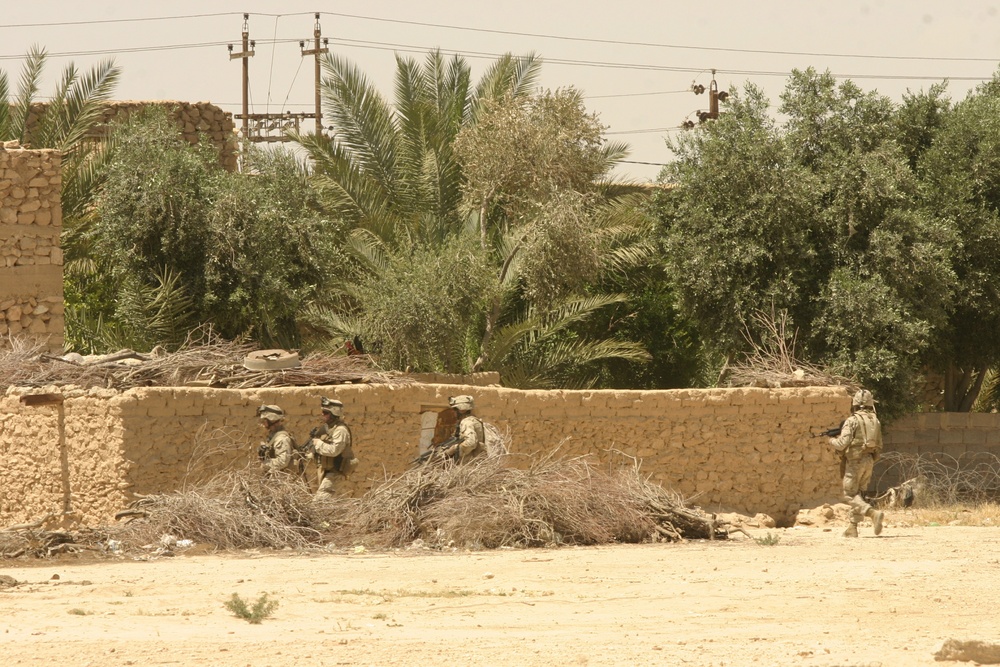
<box><xmin>256</xmin><ymin>404</ymin><xmax>285</xmax><ymax>422</ymax></box>
<box><xmin>320</xmin><ymin>396</ymin><xmax>344</xmax><ymax>417</ymax></box>
<box><xmin>449</xmin><ymin>395</ymin><xmax>474</xmax><ymax>411</ymax></box>
<box><xmin>852</xmin><ymin>389</ymin><xmax>875</xmax><ymax>409</ymax></box>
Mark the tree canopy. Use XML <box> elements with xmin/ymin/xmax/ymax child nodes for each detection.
<box><xmin>657</xmin><ymin>66</ymin><xmax>1000</xmax><ymax>414</ymax></box>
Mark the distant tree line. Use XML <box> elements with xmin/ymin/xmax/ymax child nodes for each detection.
<box><xmin>3</xmin><ymin>47</ymin><xmax>998</xmax><ymax>410</ymax></box>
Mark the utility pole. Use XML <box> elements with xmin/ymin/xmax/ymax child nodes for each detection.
<box><xmin>228</xmin><ymin>14</ymin><xmax>323</xmax><ymax>143</ymax></box>
<box><xmin>682</xmin><ymin>69</ymin><xmax>728</xmax><ymax>129</ymax></box>
<box><xmin>228</xmin><ymin>13</ymin><xmax>256</xmax><ymax>138</ymax></box>
<box><xmin>300</xmin><ymin>13</ymin><xmax>329</xmax><ymax>136</ymax></box>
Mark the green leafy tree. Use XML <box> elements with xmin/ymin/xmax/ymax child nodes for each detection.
<box><xmin>660</xmin><ymin>69</ymin><xmax>956</xmax><ymax>414</ymax></box>
<box><xmin>70</xmin><ymin>108</ymin><xmax>335</xmax><ymax>351</ymax></box>
<box><xmin>917</xmin><ymin>72</ymin><xmax>1000</xmax><ymax>410</ymax></box>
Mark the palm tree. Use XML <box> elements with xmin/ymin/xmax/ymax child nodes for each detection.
<box><xmin>293</xmin><ymin>49</ymin><xmax>541</xmax><ymax>247</ymax></box>
<box><xmin>296</xmin><ymin>49</ymin><xmax>654</xmax><ymax>386</ymax></box>
<box><xmin>0</xmin><ymin>45</ymin><xmax>121</xmax><ymax>220</ymax></box>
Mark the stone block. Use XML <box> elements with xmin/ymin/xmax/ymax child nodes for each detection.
<box><xmin>963</xmin><ymin>430</ymin><xmax>988</xmax><ymax>446</ymax></box>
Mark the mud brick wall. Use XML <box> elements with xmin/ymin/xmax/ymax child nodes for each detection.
<box><xmin>0</xmin><ymin>143</ymin><xmax>63</xmax><ymax>350</ymax></box>
<box><xmin>1</xmin><ymin>384</ymin><xmax>851</xmax><ymax>527</ymax></box>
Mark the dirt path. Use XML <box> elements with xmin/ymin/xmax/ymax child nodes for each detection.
<box><xmin>1</xmin><ymin>523</ymin><xmax>998</xmax><ymax>667</ymax></box>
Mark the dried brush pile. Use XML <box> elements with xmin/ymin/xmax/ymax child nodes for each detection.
<box><xmin>0</xmin><ymin>515</ymin><xmax>103</xmax><ymax>559</ymax></box>
<box><xmin>0</xmin><ymin>331</ymin><xmax>401</xmax><ymax>391</ymax></box>
<box><xmin>111</xmin><ymin>470</ymin><xmax>330</xmax><ymax>551</ymax></box>
<box><xmin>726</xmin><ymin>309</ymin><xmax>853</xmax><ymax>389</ymax></box>
<box><xmin>96</xmin><ymin>455</ymin><xmax>727</xmax><ymax>556</ymax></box>
<box><xmin>334</xmin><ymin>454</ymin><xmax>727</xmax><ymax>548</ymax></box>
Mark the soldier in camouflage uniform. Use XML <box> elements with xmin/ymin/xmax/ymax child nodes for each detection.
<box><xmin>443</xmin><ymin>395</ymin><xmax>485</xmax><ymax>464</ymax></box>
<box><xmin>256</xmin><ymin>404</ymin><xmax>296</xmax><ymax>476</ymax></box>
<box><xmin>308</xmin><ymin>397</ymin><xmax>355</xmax><ymax>498</ymax></box>
<box><xmin>829</xmin><ymin>389</ymin><xmax>885</xmax><ymax>537</ymax></box>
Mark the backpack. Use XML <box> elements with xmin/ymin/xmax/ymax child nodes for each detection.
<box><xmin>483</xmin><ymin>421</ymin><xmax>509</xmax><ymax>458</ymax></box>
<box><xmin>334</xmin><ymin>424</ymin><xmax>359</xmax><ymax>475</ymax></box>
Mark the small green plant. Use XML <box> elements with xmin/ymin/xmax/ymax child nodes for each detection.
<box><xmin>754</xmin><ymin>532</ymin><xmax>781</xmax><ymax>546</ymax></box>
<box><xmin>68</xmin><ymin>608</ymin><xmax>89</xmax><ymax>615</ymax></box>
<box><xmin>224</xmin><ymin>593</ymin><xmax>278</xmax><ymax>624</ymax></box>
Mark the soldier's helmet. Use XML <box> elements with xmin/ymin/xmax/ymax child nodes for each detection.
<box><xmin>320</xmin><ymin>396</ymin><xmax>344</xmax><ymax>417</ymax></box>
<box><xmin>449</xmin><ymin>395</ymin><xmax>475</xmax><ymax>411</ymax></box>
<box><xmin>256</xmin><ymin>404</ymin><xmax>285</xmax><ymax>422</ymax></box>
<box><xmin>852</xmin><ymin>389</ymin><xmax>875</xmax><ymax>409</ymax></box>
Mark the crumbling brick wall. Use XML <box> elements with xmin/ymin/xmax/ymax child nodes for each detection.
<box><xmin>1</xmin><ymin>384</ymin><xmax>851</xmax><ymax>527</ymax></box>
<box><xmin>0</xmin><ymin>143</ymin><xmax>63</xmax><ymax>351</ymax></box>
<box><xmin>26</xmin><ymin>101</ymin><xmax>238</xmax><ymax>171</ymax></box>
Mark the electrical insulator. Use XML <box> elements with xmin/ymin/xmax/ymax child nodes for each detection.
<box><xmin>691</xmin><ymin>83</ymin><xmax>705</xmax><ymax>95</ymax></box>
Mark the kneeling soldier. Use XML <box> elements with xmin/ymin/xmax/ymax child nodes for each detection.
<box><xmin>444</xmin><ymin>395</ymin><xmax>485</xmax><ymax>464</ymax></box>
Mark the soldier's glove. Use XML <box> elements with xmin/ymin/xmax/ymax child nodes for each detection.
<box><xmin>303</xmin><ymin>440</ymin><xmax>316</xmax><ymax>459</ymax></box>
<box><xmin>257</xmin><ymin>443</ymin><xmax>269</xmax><ymax>461</ymax></box>
<box><xmin>444</xmin><ymin>446</ymin><xmax>458</xmax><ymax>459</ymax></box>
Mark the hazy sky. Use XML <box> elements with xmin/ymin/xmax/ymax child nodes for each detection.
<box><xmin>3</xmin><ymin>1</ymin><xmax>1000</xmax><ymax>181</ymax></box>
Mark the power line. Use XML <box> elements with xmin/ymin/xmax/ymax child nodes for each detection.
<box><xmin>324</xmin><ymin>36</ymin><xmax>993</xmax><ymax>83</ymax></box>
<box><xmin>0</xmin><ymin>12</ymin><xmax>239</xmax><ymax>28</ymax></box>
<box><xmin>0</xmin><ymin>11</ymin><xmax>317</xmax><ymax>29</ymax></box>
<box><xmin>319</xmin><ymin>10</ymin><xmax>1000</xmax><ymax>64</ymax></box>
<box><xmin>606</xmin><ymin>127</ymin><xmax>683</xmax><ymax>135</ymax></box>
<box><xmin>586</xmin><ymin>90</ymin><xmax>689</xmax><ymax>99</ymax></box>
<box><xmin>0</xmin><ymin>29</ymin><xmax>992</xmax><ymax>86</ymax></box>
<box><xmin>3</xmin><ymin>9</ymin><xmax>999</xmax><ymax>69</ymax></box>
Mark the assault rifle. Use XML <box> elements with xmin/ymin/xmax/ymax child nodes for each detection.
<box><xmin>812</xmin><ymin>420</ymin><xmax>845</xmax><ymax>439</ymax></box>
<box><xmin>411</xmin><ymin>435</ymin><xmax>460</xmax><ymax>466</ymax></box>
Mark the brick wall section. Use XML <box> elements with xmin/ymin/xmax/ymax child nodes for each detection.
<box><xmin>0</xmin><ymin>143</ymin><xmax>64</xmax><ymax>351</ymax></box>
<box><xmin>879</xmin><ymin>413</ymin><xmax>1000</xmax><ymax>487</ymax></box>
<box><xmin>1</xmin><ymin>385</ymin><xmax>852</xmax><ymax>527</ymax></box>
<box><xmin>884</xmin><ymin>412</ymin><xmax>1000</xmax><ymax>456</ymax></box>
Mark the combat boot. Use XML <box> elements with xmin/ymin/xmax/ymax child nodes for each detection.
<box><xmin>843</xmin><ymin>523</ymin><xmax>858</xmax><ymax>538</ymax></box>
<box><xmin>871</xmin><ymin>510</ymin><xmax>884</xmax><ymax>536</ymax></box>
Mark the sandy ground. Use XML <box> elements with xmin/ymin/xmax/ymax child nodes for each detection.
<box><xmin>1</xmin><ymin>519</ymin><xmax>999</xmax><ymax>667</ymax></box>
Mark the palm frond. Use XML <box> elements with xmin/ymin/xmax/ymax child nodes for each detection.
<box><xmin>319</xmin><ymin>53</ymin><xmax>401</xmax><ymax>200</ymax></box>
<box><xmin>598</xmin><ymin>140</ymin><xmax>631</xmax><ymax>167</ymax></box>
<box><xmin>343</xmin><ymin>228</ymin><xmax>391</xmax><ymax>273</ymax></box>
<box><xmin>11</xmin><ymin>45</ymin><xmax>46</xmax><ymax>143</ymax></box>
<box><xmin>483</xmin><ymin>293</ymin><xmax>633</xmax><ymax>367</ymax></box>
<box><xmin>294</xmin><ymin>130</ymin><xmax>398</xmax><ymax>239</ymax></box>
<box><xmin>54</xmin><ymin>57</ymin><xmax>120</xmax><ymax>150</ymax></box>
<box><xmin>470</xmin><ymin>52</ymin><xmax>541</xmax><ymax>120</ymax></box>
<box><xmin>534</xmin><ymin>293</ymin><xmax>632</xmax><ymax>337</ymax></box>
<box><xmin>0</xmin><ymin>72</ymin><xmax>10</xmax><ymax>137</ymax></box>
<box><xmin>29</xmin><ymin>63</ymin><xmax>76</xmax><ymax>147</ymax></box>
